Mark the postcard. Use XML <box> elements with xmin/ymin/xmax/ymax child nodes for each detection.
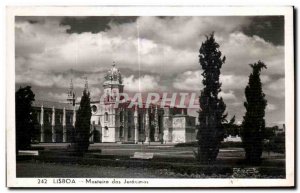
<box><xmin>6</xmin><ymin>6</ymin><xmax>294</xmax><ymax>188</ymax></box>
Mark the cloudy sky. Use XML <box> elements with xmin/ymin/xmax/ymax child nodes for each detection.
<box><xmin>15</xmin><ymin>16</ymin><xmax>285</xmax><ymax>126</ymax></box>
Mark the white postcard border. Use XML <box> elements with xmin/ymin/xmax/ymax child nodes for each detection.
<box><xmin>6</xmin><ymin>6</ymin><xmax>294</xmax><ymax>187</ymax></box>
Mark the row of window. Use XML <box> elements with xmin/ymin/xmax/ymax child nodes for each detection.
<box><xmin>36</xmin><ymin>112</ymin><xmax>73</xmax><ymax>125</ymax></box>
<box><xmin>36</xmin><ymin>111</ymin><xmax>112</xmax><ymax>124</ymax></box>
<box><xmin>103</xmin><ymin>111</ymin><xmax>127</xmax><ymax>123</ymax></box>
<box><xmin>37</xmin><ymin>111</ymin><xmax>125</xmax><ymax>126</ymax></box>
<box><xmin>103</xmin><ymin>126</ymin><xmax>128</xmax><ymax>138</ymax></box>
<box><xmin>103</xmin><ymin>112</ymin><xmax>120</xmax><ymax>121</ymax></box>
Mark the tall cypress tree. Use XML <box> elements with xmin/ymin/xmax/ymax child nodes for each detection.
<box><xmin>15</xmin><ymin>86</ymin><xmax>36</xmax><ymax>153</ymax></box>
<box><xmin>242</xmin><ymin>61</ymin><xmax>267</xmax><ymax>164</ymax></box>
<box><xmin>197</xmin><ymin>33</ymin><xmax>227</xmax><ymax>164</ymax></box>
<box><xmin>74</xmin><ymin>89</ymin><xmax>92</xmax><ymax>154</ymax></box>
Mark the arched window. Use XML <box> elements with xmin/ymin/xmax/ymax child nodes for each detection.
<box><xmin>59</xmin><ymin>114</ymin><xmax>62</xmax><ymax>124</ymax></box>
<box><xmin>48</xmin><ymin>113</ymin><xmax>51</xmax><ymax>123</ymax></box>
<box><xmin>105</xmin><ymin>112</ymin><xmax>109</xmax><ymax>122</ymax></box>
<box><xmin>138</xmin><ymin>113</ymin><xmax>142</xmax><ymax>132</ymax></box>
<box><xmin>37</xmin><ymin>112</ymin><xmax>40</xmax><ymax>123</ymax></box>
<box><xmin>69</xmin><ymin>115</ymin><xmax>73</xmax><ymax>125</ymax></box>
<box><xmin>119</xmin><ymin>126</ymin><xmax>123</xmax><ymax>138</ymax></box>
<box><xmin>120</xmin><ymin>111</ymin><xmax>123</xmax><ymax>122</ymax></box>
<box><xmin>128</xmin><ymin>127</ymin><xmax>131</xmax><ymax>138</ymax></box>
<box><xmin>92</xmin><ymin>105</ymin><xmax>97</xmax><ymax>113</ymax></box>
<box><xmin>104</xmin><ymin>126</ymin><xmax>109</xmax><ymax>137</ymax></box>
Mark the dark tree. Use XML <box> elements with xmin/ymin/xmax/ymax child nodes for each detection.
<box><xmin>264</xmin><ymin>126</ymin><xmax>276</xmax><ymax>140</ymax></box>
<box><xmin>15</xmin><ymin>86</ymin><xmax>36</xmax><ymax>153</ymax></box>
<box><xmin>74</xmin><ymin>89</ymin><xmax>92</xmax><ymax>154</ymax></box>
<box><xmin>196</xmin><ymin>33</ymin><xmax>227</xmax><ymax>164</ymax></box>
<box><xmin>224</xmin><ymin>115</ymin><xmax>240</xmax><ymax>137</ymax></box>
<box><xmin>241</xmin><ymin>61</ymin><xmax>267</xmax><ymax>164</ymax></box>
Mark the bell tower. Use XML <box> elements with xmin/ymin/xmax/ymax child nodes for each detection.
<box><xmin>99</xmin><ymin>62</ymin><xmax>125</xmax><ymax>143</ymax></box>
<box><xmin>103</xmin><ymin>62</ymin><xmax>124</xmax><ymax>102</ymax></box>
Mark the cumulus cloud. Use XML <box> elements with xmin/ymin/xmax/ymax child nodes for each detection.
<box><xmin>37</xmin><ymin>92</ymin><xmax>67</xmax><ymax>103</ymax></box>
<box><xmin>172</xmin><ymin>70</ymin><xmax>203</xmax><ymax>91</ymax></box>
<box><xmin>15</xmin><ymin>16</ymin><xmax>285</xmax><ymax>125</ymax></box>
<box><xmin>15</xmin><ymin>66</ymin><xmax>105</xmax><ymax>90</ymax></box>
<box><xmin>220</xmin><ymin>91</ymin><xmax>237</xmax><ymax>101</ymax></box>
<box><xmin>220</xmin><ymin>32</ymin><xmax>284</xmax><ymax>76</ymax></box>
<box><xmin>267</xmin><ymin>103</ymin><xmax>278</xmax><ymax>112</ymax></box>
<box><xmin>172</xmin><ymin>70</ymin><xmax>249</xmax><ymax>93</ymax></box>
<box><xmin>16</xmin><ymin>16</ymin><xmax>283</xmax><ymax>77</ymax></box>
<box><xmin>109</xmin><ymin>16</ymin><xmax>251</xmax><ymax>50</ymax></box>
<box><xmin>123</xmin><ymin>75</ymin><xmax>161</xmax><ymax>92</ymax></box>
<box><xmin>265</xmin><ymin>78</ymin><xmax>285</xmax><ymax>98</ymax></box>
<box><xmin>261</xmin><ymin>75</ymin><xmax>271</xmax><ymax>84</ymax></box>
<box><xmin>220</xmin><ymin>74</ymin><xmax>249</xmax><ymax>91</ymax></box>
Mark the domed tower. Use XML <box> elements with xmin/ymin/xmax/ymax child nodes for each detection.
<box><xmin>98</xmin><ymin>62</ymin><xmax>126</xmax><ymax>143</ymax></box>
<box><xmin>103</xmin><ymin>62</ymin><xmax>124</xmax><ymax>102</ymax></box>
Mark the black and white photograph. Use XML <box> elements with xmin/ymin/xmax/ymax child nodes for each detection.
<box><xmin>6</xmin><ymin>6</ymin><xmax>294</xmax><ymax>188</ymax></box>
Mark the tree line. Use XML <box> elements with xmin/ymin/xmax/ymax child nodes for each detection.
<box><xmin>196</xmin><ymin>33</ymin><xmax>270</xmax><ymax>164</ymax></box>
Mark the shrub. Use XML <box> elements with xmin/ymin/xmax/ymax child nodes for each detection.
<box><xmin>175</xmin><ymin>141</ymin><xmax>243</xmax><ymax>148</ymax></box>
<box><xmin>263</xmin><ymin>133</ymin><xmax>285</xmax><ymax>154</ymax></box>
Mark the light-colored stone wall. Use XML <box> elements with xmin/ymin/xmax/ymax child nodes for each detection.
<box><xmin>172</xmin><ymin>117</ymin><xmax>186</xmax><ymax>143</ymax></box>
<box><xmin>92</xmin><ymin>98</ymin><xmax>196</xmax><ymax>143</ymax></box>
<box><xmin>101</xmin><ymin>103</ymin><xmax>116</xmax><ymax>142</ymax></box>
<box><xmin>163</xmin><ymin>116</ymin><xmax>172</xmax><ymax>142</ymax></box>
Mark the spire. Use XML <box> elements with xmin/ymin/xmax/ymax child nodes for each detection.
<box><xmin>69</xmin><ymin>79</ymin><xmax>74</xmax><ymax>91</ymax></box>
<box><xmin>67</xmin><ymin>79</ymin><xmax>76</xmax><ymax>106</ymax></box>
<box><xmin>84</xmin><ymin>76</ymin><xmax>89</xmax><ymax>92</ymax></box>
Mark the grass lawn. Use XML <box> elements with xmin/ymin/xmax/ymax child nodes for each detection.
<box><xmin>17</xmin><ymin>161</ymin><xmax>168</xmax><ymax>178</ymax></box>
<box><xmin>32</xmin><ymin>143</ymin><xmax>284</xmax><ymax>160</ymax></box>
<box><xmin>18</xmin><ymin>143</ymin><xmax>285</xmax><ymax>178</ymax></box>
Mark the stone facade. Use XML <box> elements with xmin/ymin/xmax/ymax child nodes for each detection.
<box><xmin>32</xmin><ymin>63</ymin><xmax>197</xmax><ymax>143</ymax></box>
<box><xmin>32</xmin><ymin>100</ymin><xmax>76</xmax><ymax>143</ymax></box>
<box><xmin>89</xmin><ymin>64</ymin><xmax>196</xmax><ymax>143</ymax></box>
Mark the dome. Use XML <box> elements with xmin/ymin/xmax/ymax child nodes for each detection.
<box><xmin>111</xmin><ymin>64</ymin><xmax>119</xmax><ymax>74</ymax></box>
<box><xmin>104</xmin><ymin>62</ymin><xmax>122</xmax><ymax>84</ymax></box>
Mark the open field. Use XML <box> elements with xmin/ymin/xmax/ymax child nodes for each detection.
<box><xmin>31</xmin><ymin>143</ymin><xmax>284</xmax><ymax>160</ymax></box>
<box><xmin>15</xmin><ymin>143</ymin><xmax>286</xmax><ymax>178</ymax></box>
